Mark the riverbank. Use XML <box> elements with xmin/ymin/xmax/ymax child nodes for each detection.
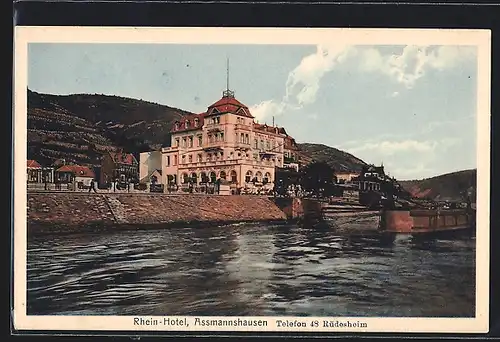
<box><xmin>27</xmin><ymin>192</ymin><xmax>299</xmax><ymax>236</ymax></box>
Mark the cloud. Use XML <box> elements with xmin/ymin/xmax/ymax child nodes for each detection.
<box><xmin>284</xmin><ymin>44</ymin><xmax>355</xmax><ymax>108</ymax></box>
<box><xmin>359</xmin><ymin>45</ymin><xmax>476</xmax><ymax>89</ymax></box>
<box><xmin>249</xmin><ymin>100</ymin><xmax>285</xmax><ymax>123</ymax></box>
<box><xmin>420</xmin><ymin>114</ymin><xmax>475</xmax><ymax>135</ymax></box>
<box><xmin>249</xmin><ymin>44</ymin><xmax>475</xmax><ymax>121</ymax></box>
<box><xmin>348</xmin><ymin>139</ymin><xmax>438</xmax><ymax>155</ymax></box>
<box><xmin>343</xmin><ymin>137</ymin><xmax>462</xmax><ymax>180</ymax></box>
<box><xmin>391</xmin><ymin>164</ymin><xmax>434</xmax><ymax>180</ymax></box>
<box><xmin>250</xmin><ymin>44</ymin><xmax>354</xmax><ymax>121</ymax></box>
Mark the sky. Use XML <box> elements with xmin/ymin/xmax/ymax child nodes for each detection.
<box><xmin>28</xmin><ymin>43</ymin><xmax>478</xmax><ymax>180</ymax></box>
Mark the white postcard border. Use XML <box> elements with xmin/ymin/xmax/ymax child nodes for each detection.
<box><xmin>13</xmin><ymin>26</ymin><xmax>491</xmax><ymax>334</ymax></box>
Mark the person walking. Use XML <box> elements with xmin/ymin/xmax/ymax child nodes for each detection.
<box><xmin>88</xmin><ymin>179</ymin><xmax>97</xmax><ymax>193</ymax></box>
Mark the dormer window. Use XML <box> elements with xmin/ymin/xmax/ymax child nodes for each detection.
<box><xmin>185</xmin><ymin>120</ymin><xmax>190</xmax><ymax>129</ymax></box>
<box><xmin>194</xmin><ymin>118</ymin><xmax>199</xmax><ymax>127</ymax></box>
<box><xmin>174</xmin><ymin>122</ymin><xmax>180</xmax><ymax>130</ymax></box>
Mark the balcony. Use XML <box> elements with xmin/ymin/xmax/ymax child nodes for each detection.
<box><xmin>162</xmin><ymin>146</ymin><xmax>178</xmax><ymax>153</ymax></box>
<box><xmin>178</xmin><ymin>158</ymin><xmax>275</xmax><ymax>169</ymax></box>
<box><xmin>234</xmin><ymin>124</ymin><xmax>252</xmax><ymax>132</ymax></box>
<box><xmin>205</xmin><ymin>123</ymin><xmax>224</xmax><ymax>133</ymax></box>
<box><xmin>234</xmin><ymin>142</ymin><xmax>252</xmax><ymax>150</ymax></box>
<box><xmin>203</xmin><ymin>141</ymin><xmax>225</xmax><ymax>152</ymax></box>
<box><xmin>259</xmin><ymin>149</ymin><xmax>280</xmax><ymax>157</ymax></box>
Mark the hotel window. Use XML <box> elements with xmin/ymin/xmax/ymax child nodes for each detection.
<box><xmin>188</xmin><ymin>155</ymin><xmax>193</xmax><ymax>163</ymax></box>
<box><xmin>266</xmin><ymin>141</ymin><xmax>270</xmax><ymax>150</ymax></box>
<box><xmin>182</xmin><ymin>138</ymin><xmax>186</xmax><ymax>148</ymax></box>
<box><xmin>245</xmin><ymin>134</ymin><xmax>249</xmax><ymax>144</ymax></box>
<box><xmin>245</xmin><ymin>171</ymin><xmax>252</xmax><ymax>183</ymax></box>
<box><xmin>220</xmin><ymin>132</ymin><xmax>224</xmax><ymax>141</ymax></box>
<box><xmin>166</xmin><ymin>156</ymin><xmax>170</xmax><ymax>166</ymax></box>
<box><xmin>175</xmin><ymin>138</ymin><xmax>180</xmax><ymax>147</ymax></box>
<box><xmin>185</xmin><ymin>120</ymin><xmax>190</xmax><ymax>129</ymax></box>
<box><xmin>231</xmin><ymin>170</ymin><xmax>237</xmax><ymax>183</ymax></box>
<box><xmin>216</xmin><ymin>117</ymin><xmax>220</xmax><ymax>124</ymax></box>
<box><xmin>208</xmin><ymin>134</ymin><xmax>213</xmax><ymax>143</ymax></box>
<box><xmin>181</xmin><ymin>155</ymin><xmax>186</xmax><ymax>164</ymax></box>
<box><xmin>194</xmin><ymin>118</ymin><xmax>199</xmax><ymax>127</ymax></box>
<box><xmin>240</xmin><ymin>133</ymin><xmax>244</xmax><ymax>143</ymax></box>
<box><xmin>207</xmin><ymin>153</ymin><xmax>212</xmax><ymax>161</ymax></box>
<box><xmin>197</xmin><ymin>154</ymin><xmax>202</xmax><ymax>162</ymax></box>
<box><xmin>254</xmin><ymin>139</ymin><xmax>258</xmax><ymax>149</ymax></box>
<box><xmin>189</xmin><ymin>136</ymin><xmax>193</xmax><ymax>147</ymax></box>
<box><xmin>260</xmin><ymin>140</ymin><xmax>264</xmax><ymax>150</ymax></box>
<box><xmin>198</xmin><ymin>135</ymin><xmax>203</xmax><ymax>146</ymax></box>
<box><xmin>174</xmin><ymin>155</ymin><xmax>178</xmax><ymax>165</ymax></box>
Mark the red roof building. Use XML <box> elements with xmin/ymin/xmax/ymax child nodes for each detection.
<box><xmin>206</xmin><ymin>96</ymin><xmax>254</xmax><ymax>118</ymax></box>
<box><xmin>100</xmin><ymin>151</ymin><xmax>139</xmax><ymax>185</ymax></box>
<box><xmin>108</xmin><ymin>152</ymin><xmax>138</xmax><ymax>166</ymax></box>
<box><xmin>27</xmin><ymin>160</ymin><xmax>42</xmax><ymax>169</ymax></box>
<box><xmin>171</xmin><ymin>113</ymin><xmax>206</xmax><ymax>133</ymax></box>
<box><xmin>56</xmin><ymin>165</ymin><xmax>95</xmax><ymax>178</ymax></box>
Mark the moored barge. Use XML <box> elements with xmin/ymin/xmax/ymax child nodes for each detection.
<box><xmin>379</xmin><ymin>206</ymin><xmax>476</xmax><ymax>236</ymax></box>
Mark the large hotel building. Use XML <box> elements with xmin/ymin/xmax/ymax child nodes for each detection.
<box><xmin>140</xmin><ymin>86</ymin><xmax>300</xmax><ymax>194</ymax></box>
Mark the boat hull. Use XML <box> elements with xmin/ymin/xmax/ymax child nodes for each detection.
<box><xmin>380</xmin><ymin>208</ymin><xmax>475</xmax><ymax>236</ymax></box>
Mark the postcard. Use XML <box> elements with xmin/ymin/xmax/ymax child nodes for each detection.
<box><xmin>13</xmin><ymin>26</ymin><xmax>491</xmax><ymax>334</ymax></box>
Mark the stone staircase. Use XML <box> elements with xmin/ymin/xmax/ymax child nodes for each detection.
<box><xmin>104</xmin><ymin>195</ymin><xmax>128</xmax><ymax>224</ymax></box>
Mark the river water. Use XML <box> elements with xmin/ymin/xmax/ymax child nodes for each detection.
<box><xmin>27</xmin><ymin>223</ymin><xmax>476</xmax><ymax>317</ymax></box>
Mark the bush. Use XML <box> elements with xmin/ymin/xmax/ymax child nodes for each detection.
<box><xmin>135</xmin><ymin>183</ymin><xmax>148</xmax><ymax>191</ymax></box>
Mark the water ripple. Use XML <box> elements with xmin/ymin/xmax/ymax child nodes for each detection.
<box><xmin>27</xmin><ymin>224</ymin><xmax>475</xmax><ymax>317</ymax></box>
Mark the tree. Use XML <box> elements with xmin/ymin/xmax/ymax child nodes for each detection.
<box><xmin>300</xmin><ymin>161</ymin><xmax>336</xmax><ymax>198</ymax></box>
<box><xmin>274</xmin><ymin>167</ymin><xmax>300</xmax><ymax>197</ymax></box>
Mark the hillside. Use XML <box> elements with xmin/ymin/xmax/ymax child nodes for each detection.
<box><xmin>399</xmin><ymin>169</ymin><xmax>477</xmax><ymax>202</ymax></box>
<box><xmin>27</xmin><ymin>90</ymin><xmax>193</xmax><ymax>166</ymax></box>
<box><xmin>26</xmin><ymin>90</ymin><xmax>475</xmax><ymax>203</ymax></box>
<box><xmin>297</xmin><ymin>143</ymin><xmax>367</xmax><ymax>172</ymax></box>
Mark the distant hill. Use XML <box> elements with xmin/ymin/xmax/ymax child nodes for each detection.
<box><xmin>27</xmin><ymin>89</ymin><xmax>194</xmax><ymax>166</ymax></box>
<box><xmin>297</xmin><ymin>143</ymin><xmax>367</xmax><ymax>172</ymax></box>
<box><xmin>399</xmin><ymin>169</ymin><xmax>477</xmax><ymax>202</ymax></box>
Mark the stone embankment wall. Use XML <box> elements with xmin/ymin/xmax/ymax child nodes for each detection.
<box><xmin>27</xmin><ymin>193</ymin><xmax>289</xmax><ymax>235</ymax></box>
<box><xmin>270</xmin><ymin>197</ymin><xmax>324</xmax><ymax>221</ymax></box>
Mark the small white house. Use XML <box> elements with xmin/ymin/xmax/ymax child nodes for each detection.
<box><xmin>139</xmin><ymin>151</ymin><xmax>162</xmax><ymax>183</ymax></box>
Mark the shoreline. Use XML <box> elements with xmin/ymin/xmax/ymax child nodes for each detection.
<box><xmin>27</xmin><ymin>218</ymin><xmax>300</xmax><ymax>237</ymax></box>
